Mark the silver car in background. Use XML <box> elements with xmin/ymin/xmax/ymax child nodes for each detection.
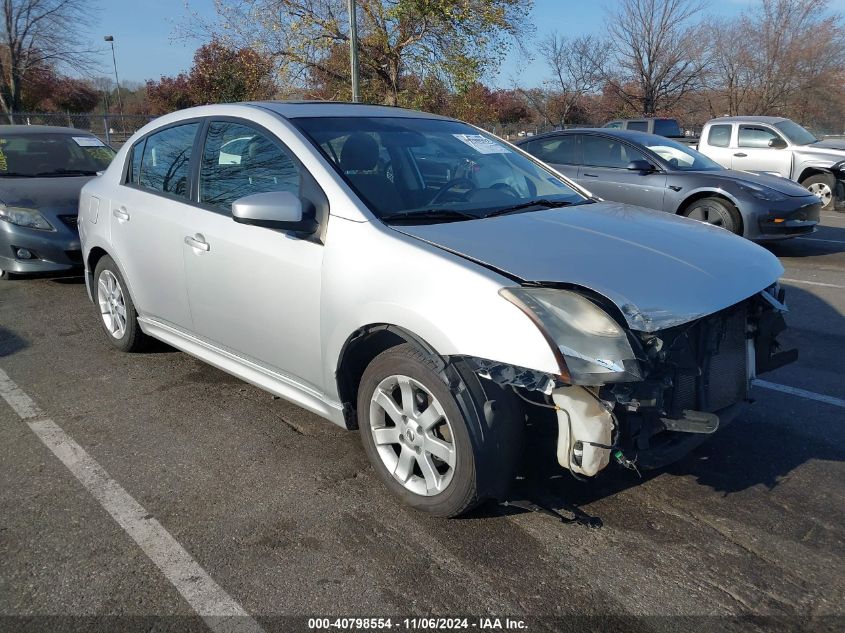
<box><xmin>79</xmin><ymin>102</ymin><xmax>795</xmax><ymax>517</ymax></box>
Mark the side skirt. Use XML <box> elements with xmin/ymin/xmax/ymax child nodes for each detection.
<box><xmin>138</xmin><ymin>317</ymin><xmax>347</xmax><ymax>428</ymax></box>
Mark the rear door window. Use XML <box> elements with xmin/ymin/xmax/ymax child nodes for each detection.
<box><xmin>137</xmin><ymin>123</ymin><xmax>199</xmax><ymax>198</ymax></box>
<box><xmin>626</xmin><ymin>121</ymin><xmax>649</xmax><ymax>132</ymax></box>
<box><xmin>525</xmin><ymin>136</ymin><xmax>578</xmax><ymax>164</ymax></box>
<box><xmin>707</xmin><ymin>124</ymin><xmax>732</xmax><ymax>148</ymax></box>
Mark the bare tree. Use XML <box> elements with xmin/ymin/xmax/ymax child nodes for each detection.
<box><xmin>605</xmin><ymin>0</ymin><xmax>709</xmax><ymax>115</ymax></box>
<box><xmin>0</xmin><ymin>0</ymin><xmax>98</xmax><ymax>118</ymax></box>
<box><xmin>521</xmin><ymin>33</ymin><xmax>605</xmax><ymax>126</ymax></box>
<box><xmin>709</xmin><ymin>0</ymin><xmax>845</xmax><ymax>117</ymax></box>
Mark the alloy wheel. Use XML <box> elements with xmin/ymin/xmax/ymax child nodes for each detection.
<box><xmin>97</xmin><ymin>270</ymin><xmax>127</xmax><ymax>339</ymax></box>
<box><xmin>687</xmin><ymin>202</ymin><xmax>731</xmax><ymax>229</ymax></box>
<box><xmin>806</xmin><ymin>182</ymin><xmax>833</xmax><ymax>208</ymax></box>
<box><xmin>368</xmin><ymin>374</ymin><xmax>456</xmax><ymax>496</ymax></box>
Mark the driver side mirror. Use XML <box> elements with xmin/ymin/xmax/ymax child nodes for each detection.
<box><xmin>627</xmin><ymin>160</ymin><xmax>656</xmax><ymax>173</ymax></box>
<box><xmin>768</xmin><ymin>138</ymin><xmax>787</xmax><ymax>149</ymax></box>
<box><xmin>232</xmin><ymin>191</ymin><xmax>318</xmax><ymax>235</ymax></box>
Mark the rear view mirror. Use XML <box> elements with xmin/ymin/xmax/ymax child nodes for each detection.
<box><xmin>232</xmin><ymin>191</ymin><xmax>318</xmax><ymax>235</ymax></box>
<box><xmin>627</xmin><ymin>160</ymin><xmax>656</xmax><ymax>172</ymax></box>
<box><xmin>768</xmin><ymin>138</ymin><xmax>787</xmax><ymax>149</ymax></box>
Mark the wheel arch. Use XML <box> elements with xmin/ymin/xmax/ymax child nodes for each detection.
<box><xmin>85</xmin><ymin>246</ymin><xmax>110</xmax><ymax>302</ymax></box>
<box><xmin>335</xmin><ymin>323</ymin><xmax>444</xmax><ymax>430</ymax></box>
<box><xmin>797</xmin><ymin>166</ymin><xmax>835</xmax><ymax>184</ymax></box>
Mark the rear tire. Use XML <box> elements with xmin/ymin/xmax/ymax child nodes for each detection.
<box><xmin>93</xmin><ymin>255</ymin><xmax>150</xmax><ymax>352</ymax></box>
<box><xmin>801</xmin><ymin>173</ymin><xmax>836</xmax><ymax>211</ymax></box>
<box><xmin>357</xmin><ymin>344</ymin><xmax>522</xmax><ymax>517</ymax></box>
<box><xmin>681</xmin><ymin>196</ymin><xmax>742</xmax><ymax>235</ymax></box>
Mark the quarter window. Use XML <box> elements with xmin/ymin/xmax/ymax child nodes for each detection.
<box><xmin>199</xmin><ymin>121</ymin><xmax>300</xmax><ymax>212</ymax></box>
<box><xmin>136</xmin><ymin>123</ymin><xmax>198</xmax><ymax>198</ymax></box>
<box><xmin>707</xmin><ymin>124</ymin><xmax>732</xmax><ymax>148</ymax></box>
<box><xmin>738</xmin><ymin>125</ymin><xmax>782</xmax><ymax>149</ymax></box>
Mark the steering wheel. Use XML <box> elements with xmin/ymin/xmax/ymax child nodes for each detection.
<box><xmin>429</xmin><ymin>177</ymin><xmax>477</xmax><ymax>205</ymax></box>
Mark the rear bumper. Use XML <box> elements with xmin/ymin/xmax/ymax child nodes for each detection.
<box><xmin>0</xmin><ymin>218</ymin><xmax>82</xmax><ymax>274</ymax></box>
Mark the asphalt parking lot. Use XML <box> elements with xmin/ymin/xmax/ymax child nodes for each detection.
<box><xmin>1</xmin><ymin>213</ymin><xmax>844</xmax><ymax>633</ymax></box>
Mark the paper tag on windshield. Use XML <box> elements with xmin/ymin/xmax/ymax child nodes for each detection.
<box><xmin>452</xmin><ymin>133</ymin><xmax>510</xmax><ymax>154</ymax></box>
<box><xmin>73</xmin><ymin>136</ymin><xmax>105</xmax><ymax>147</ymax></box>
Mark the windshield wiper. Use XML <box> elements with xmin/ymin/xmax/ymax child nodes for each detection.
<box><xmin>483</xmin><ymin>198</ymin><xmax>582</xmax><ymax>218</ymax></box>
<box><xmin>34</xmin><ymin>169</ymin><xmax>99</xmax><ymax>177</ymax></box>
<box><xmin>380</xmin><ymin>209</ymin><xmax>480</xmax><ymax>224</ymax></box>
<box><xmin>0</xmin><ymin>172</ymin><xmax>38</xmax><ymax>177</ymax></box>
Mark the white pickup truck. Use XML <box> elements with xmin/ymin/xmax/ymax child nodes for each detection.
<box><xmin>697</xmin><ymin>116</ymin><xmax>845</xmax><ymax>211</ymax></box>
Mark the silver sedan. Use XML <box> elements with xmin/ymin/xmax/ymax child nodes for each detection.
<box><xmin>79</xmin><ymin>102</ymin><xmax>795</xmax><ymax>517</ymax></box>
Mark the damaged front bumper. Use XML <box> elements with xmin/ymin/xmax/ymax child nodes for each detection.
<box><xmin>474</xmin><ymin>286</ymin><xmax>796</xmax><ymax>477</ymax></box>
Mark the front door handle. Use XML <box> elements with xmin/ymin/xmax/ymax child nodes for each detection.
<box><xmin>582</xmin><ymin>172</ymin><xmax>598</xmax><ymax>178</ymax></box>
<box><xmin>184</xmin><ymin>235</ymin><xmax>210</xmax><ymax>252</ymax></box>
<box><xmin>113</xmin><ymin>207</ymin><xmax>130</xmax><ymax>221</ymax></box>
<box><xmin>733</xmin><ymin>152</ymin><xmax>747</xmax><ymax>157</ymax></box>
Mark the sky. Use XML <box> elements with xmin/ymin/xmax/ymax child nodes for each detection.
<box><xmin>95</xmin><ymin>0</ymin><xmax>844</xmax><ymax>89</ymax></box>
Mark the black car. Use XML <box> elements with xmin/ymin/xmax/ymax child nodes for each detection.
<box><xmin>517</xmin><ymin>129</ymin><xmax>821</xmax><ymax>240</ymax></box>
<box><xmin>0</xmin><ymin>125</ymin><xmax>115</xmax><ymax>279</ymax></box>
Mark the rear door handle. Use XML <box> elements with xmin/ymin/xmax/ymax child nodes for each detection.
<box><xmin>112</xmin><ymin>207</ymin><xmax>130</xmax><ymax>221</ymax></box>
<box><xmin>582</xmin><ymin>172</ymin><xmax>598</xmax><ymax>178</ymax></box>
<box><xmin>733</xmin><ymin>152</ymin><xmax>747</xmax><ymax>157</ymax></box>
<box><xmin>184</xmin><ymin>235</ymin><xmax>210</xmax><ymax>252</ymax></box>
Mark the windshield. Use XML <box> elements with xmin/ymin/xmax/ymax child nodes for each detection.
<box><xmin>0</xmin><ymin>132</ymin><xmax>115</xmax><ymax>177</ymax></box>
<box><xmin>642</xmin><ymin>136</ymin><xmax>723</xmax><ymax>171</ymax></box>
<box><xmin>773</xmin><ymin>120</ymin><xmax>818</xmax><ymax>145</ymax></box>
<box><xmin>292</xmin><ymin>116</ymin><xmax>588</xmax><ymax>222</ymax></box>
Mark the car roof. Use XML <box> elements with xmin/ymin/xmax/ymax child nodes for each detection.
<box><xmin>248</xmin><ymin>100</ymin><xmax>453</xmax><ymax>120</ymax></box>
<box><xmin>0</xmin><ymin>124</ymin><xmax>95</xmax><ymax>135</ymax></box>
<box><xmin>515</xmin><ymin>128</ymin><xmax>670</xmax><ymax>145</ymax></box>
<box><xmin>608</xmin><ymin>117</ymin><xmax>675</xmax><ymax>122</ymax></box>
<box><xmin>706</xmin><ymin>116</ymin><xmax>789</xmax><ymax>124</ymax></box>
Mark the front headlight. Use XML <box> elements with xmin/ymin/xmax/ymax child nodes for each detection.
<box><xmin>500</xmin><ymin>287</ymin><xmax>641</xmax><ymax>385</ymax></box>
<box><xmin>0</xmin><ymin>205</ymin><xmax>54</xmax><ymax>230</ymax></box>
<box><xmin>737</xmin><ymin>181</ymin><xmax>787</xmax><ymax>201</ymax></box>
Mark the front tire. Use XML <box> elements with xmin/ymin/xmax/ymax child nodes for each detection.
<box><xmin>801</xmin><ymin>173</ymin><xmax>836</xmax><ymax>211</ymax></box>
<box><xmin>93</xmin><ymin>255</ymin><xmax>150</xmax><ymax>352</ymax></box>
<box><xmin>357</xmin><ymin>344</ymin><xmax>522</xmax><ymax>517</ymax></box>
<box><xmin>681</xmin><ymin>197</ymin><xmax>742</xmax><ymax>235</ymax></box>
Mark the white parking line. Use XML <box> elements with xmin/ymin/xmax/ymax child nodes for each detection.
<box><xmin>752</xmin><ymin>379</ymin><xmax>845</xmax><ymax>409</ymax></box>
<box><xmin>781</xmin><ymin>277</ymin><xmax>845</xmax><ymax>289</ymax></box>
<box><xmin>796</xmin><ymin>237</ymin><xmax>845</xmax><ymax>245</ymax></box>
<box><xmin>0</xmin><ymin>367</ymin><xmax>264</xmax><ymax>633</ymax></box>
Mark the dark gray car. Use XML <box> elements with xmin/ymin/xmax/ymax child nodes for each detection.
<box><xmin>0</xmin><ymin>125</ymin><xmax>115</xmax><ymax>279</ymax></box>
<box><xmin>517</xmin><ymin>129</ymin><xmax>820</xmax><ymax>240</ymax></box>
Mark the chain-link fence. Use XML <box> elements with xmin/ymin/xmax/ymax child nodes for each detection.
<box><xmin>0</xmin><ymin>112</ymin><xmax>155</xmax><ymax>147</ymax></box>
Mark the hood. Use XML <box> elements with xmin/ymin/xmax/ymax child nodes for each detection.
<box><xmin>806</xmin><ymin>139</ymin><xmax>845</xmax><ymax>152</ymax></box>
<box><xmin>0</xmin><ymin>175</ymin><xmax>92</xmax><ymax>215</ymax></box>
<box><xmin>393</xmin><ymin>202</ymin><xmax>783</xmax><ymax>332</ymax></box>
<box><xmin>713</xmin><ymin>169</ymin><xmax>814</xmax><ymax>197</ymax></box>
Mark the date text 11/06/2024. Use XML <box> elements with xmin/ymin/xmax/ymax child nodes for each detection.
<box><xmin>307</xmin><ymin>617</ymin><xmax>528</xmax><ymax>630</ymax></box>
